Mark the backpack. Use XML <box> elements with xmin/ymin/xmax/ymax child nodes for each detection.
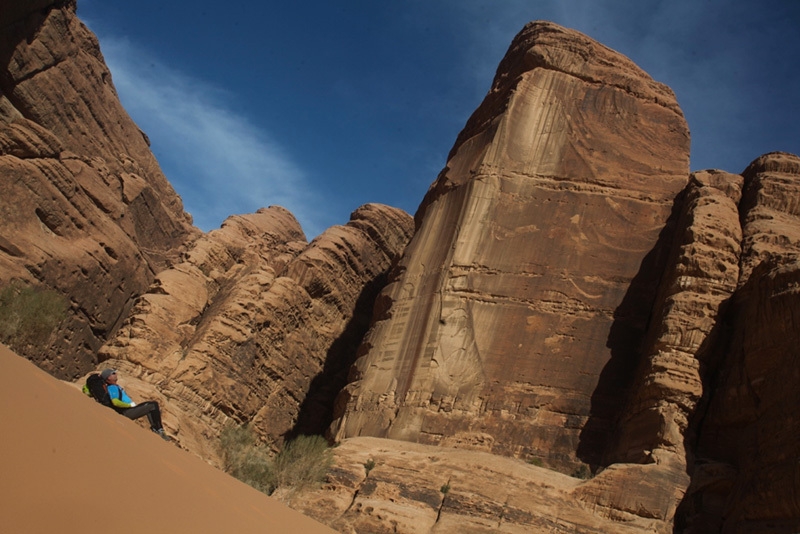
<box><xmin>84</xmin><ymin>373</ymin><xmax>113</xmax><ymax>408</ymax></box>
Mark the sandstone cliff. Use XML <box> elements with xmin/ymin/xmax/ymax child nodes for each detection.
<box><xmin>98</xmin><ymin>204</ymin><xmax>413</xmax><ymax>464</ymax></box>
<box><xmin>4</xmin><ymin>4</ymin><xmax>800</xmax><ymax>533</ymax></box>
<box><xmin>330</xmin><ymin>20</ymin><xmax>691</xmax><ymax>474</ymax></box>
<box><xmin>0</xmin><ymin>0</ymin><xmax>198</xmax><ymax>378</ymax></box>
<box><xmin>675</xmin><ymin>152</ymin><xmax>800</xmax><ymax>533</ymax></box>
<box><xmin>318</xmin><ymin>21</ymin><xmax>800</xmax><ymax>533</ymax></box>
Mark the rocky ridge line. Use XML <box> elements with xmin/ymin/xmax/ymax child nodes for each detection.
<box><xmin>0</xmin><ymin>0</ymin><xmax>198</xmax><ymax>377</ymax></box>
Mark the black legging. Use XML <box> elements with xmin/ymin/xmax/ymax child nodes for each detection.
<box><xmin>119</xmin><ymin>401</ymin><xmax>163</xmax><ymax>431</ymax></box>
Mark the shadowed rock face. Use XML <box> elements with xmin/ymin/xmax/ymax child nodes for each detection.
<box><xmin>330</xmin><ymin>21</ymin><xmax>691</xmax><ymax>473</ymax></box>
<box><xmin>98</xmin><ymin>204</ymin><xmax>413</xmax><ymax>464</ymax></box>
<box><xmin>675</xmin><ymin>153</ymin><xmax>800</xmax><ymax>533</ymax></box>
<box><xmin>0</xmin><ymin>1</ymin><xmax>198</xmax><ymax>378</ymax></box>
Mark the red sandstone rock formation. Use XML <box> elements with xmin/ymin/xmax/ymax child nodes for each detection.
<box><xmin>281</xmin><ymin>437</ymin><xmax>671</xmax><ymax>533</ymax></box>
<box><xmin>330</xmin><ymin>21</ymin><xmax>691</xmax><ymax>475</ymax></box>
<box><xmin>581</xmin><ymin>170</ymin><xmax>744</xmax><ymax>524</ymax></box>
<box><xmin>676</xmin><ymin>152</ymin><xmax>800</xmax><ymax>533</ymax></box>
<box><xmin>0</xmin><ymin>0</ymin><xmax>198</xmax><ymax>378</ymax></box>
<box><xmin>4</xmin><ymin>4</ymin><xmax>800</xmax><ymax>532</ymax></box>
<box><xmin>98</xmin><ymin>204</ymin><xmax>413</xmax><ymax>463</ymax></box>
<box><xmin>321</xmin><ymin>22</ymin><xmax>800</xmax><ymax>532</ymax></box>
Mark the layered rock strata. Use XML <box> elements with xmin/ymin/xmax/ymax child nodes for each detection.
<box><xmin>330</xmin><ymin>21</ymin><xmax>691</xmax><ymax>477</ymax></box>
<box><xmin>99</xmin><ymin>204</ymin><xmax>413</xmax><ymax>463</ymax></box>
<box><xmin>7</xmin><ymin>4</ymin><xmax>800</xmax><ymax>531</ymax></box>
<box><xmin>677</xmin><ymin>153</ymin><xmax>800</xmax><ymax>533</ymax></box>
<box><xmin>607</xmin><ymin>170</ymin><xmax>743</xmax><ymax>466</ymax></box>
<box><xmin>0</xmin><ymin>0</ymin><xmax>198</xmax><ymax>378</ymax></box>
<box><xmin>578</xmin><ymin>170</ymin><xmax>744</xmax><ymax>522</ymax></box>
<box><xmin>284</xmin><ymin>437</ymin><xmax>673</xmax><ymax>534</ymax></box>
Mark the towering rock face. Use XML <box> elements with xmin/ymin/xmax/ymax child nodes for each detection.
<box><xmin>573</xmin><ymin>169</ymin><xmax>743</xmax><ymax>526</ymax></box>
<box><xmin>607</xmin><ymin>170</ymin><xmax>743</xmax><ymax>467</ymax></box>
<box><xmin>0</xmin><ymin>0</ymin><xmax>198</xmax><ymax>378</ymax></box>
<box><xmin>99</xmin><ymin>204</ymin><xmax>413</xmax><ymax>463</ymax></box>
<box><xmin>677</xmin><ymin>153</ymin><xmax>800</xmax><ymax>532</ymax></box>
<box><xmin>5</xmin><ymin>5</ymin><xmax>799</xmax><ymax>531</ymax></box>
<box><xmin>330</xmin><ymin>21</ymin><xmax>690</xmax><ymax>474</ymax></box>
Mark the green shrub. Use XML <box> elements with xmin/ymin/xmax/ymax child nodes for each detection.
<box><xmin>0</xmin><ymin>282</ymin><xmax>67</xmax><ymax>348</ymax></box>
<box><xmin>219</xmin><ymin>425</ymin><xmax>332</xmax><ymax>495</ymax></box>
<box><xmin>440</xmin><ymin>482</ymin><xmax>450</xmax><ymax>494</ymax></box>
<box><xmin>527</xmin><ymin>457</ymin><xmax>544</xmax><ymax>467</ymax></box>
<box><xmin>571</xmin><ymin>464</ymin><xmax>592</xmax><ymax>479</ymax></box>
<box><xmin>364</xmin><ymin>458</ymin><xmax>376</xmax><ymax>474</ymax></box>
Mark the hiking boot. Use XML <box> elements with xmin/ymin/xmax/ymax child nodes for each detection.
<box><xmin>153</xmin><ymin>428</ymin><xmax>171</xmax><ymax>441</ymax></box>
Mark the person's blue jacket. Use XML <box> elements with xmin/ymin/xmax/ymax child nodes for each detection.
<box><xmin>106</xmin><ymin>384</ymin><xmax>135</xmax><ymax>409</ymax></box>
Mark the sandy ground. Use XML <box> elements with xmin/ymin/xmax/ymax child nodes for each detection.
<box><xmin>0</xmin><ymin>344</ymin><xmax>335</xmax><ymax>534</ymax></box>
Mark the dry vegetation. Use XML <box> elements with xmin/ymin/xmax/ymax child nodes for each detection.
<box><xmin>220</xmin><ymin>424</ymin><xmax>332</xmax><ymax>495</ymax></box>
<box><xmin>0</xmin><ymin>282</ymin><xmax>67</xmax><ymax>350</ymax></box>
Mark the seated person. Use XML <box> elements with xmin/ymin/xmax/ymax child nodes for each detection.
<box><xmin>100</xmin><ymin>368</ymin><xmax>170</xmax><ymax>441</ymax></box>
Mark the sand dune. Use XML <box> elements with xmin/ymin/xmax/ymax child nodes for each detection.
<box><xmin>0</xmin><ymin>344</ymin><xmax>335</xmax><ymax>534</ymax></box>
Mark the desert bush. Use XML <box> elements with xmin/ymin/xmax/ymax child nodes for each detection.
<box><xmin>571</xmin><ymin>464</ymin><xmax>592</xmax><ymax>479</ymax></box>
<box><xmin>527</xmin><ymin>457</ymin><xmax>544</xmax><ymax>467</ymax></box>
<box><xmin>272</xmin><ymin>434</ymin><xmax>333</xmax><ymax>492</ymax></box>
<box><xmin>219</xmin><ymin>425</ymin><xmax>332</xmax><ymax>495</ymax></box>
<box><xmin>219</xmin><ymin>424</ymin><xmax>275</xmax><ymax>493</ymax></box>
<box><xmin>364</xmin><ymin>458</ymin><xmax>376</xmax><ymax>474</ymax></box>
<box><xmin>0</xmin><ymin>282</ymin><xmax>67</xmax><ymax>348</ymax></box>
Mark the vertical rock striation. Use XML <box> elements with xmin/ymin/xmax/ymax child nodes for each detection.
<box><xmin>330</xmin><ymin>21</ymin><xmax>690</xmax><ymax>474</ymax></box>
<box><xmin>0</xmin><ymin>0</ymin><xmax>198</xmax><ymax>378</ymax></box>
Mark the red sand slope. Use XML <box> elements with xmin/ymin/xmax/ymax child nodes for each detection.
<box><xmin>0</xmin><ymin>344</ymin><xmax>335</xmax><ymax>534</ymax></box>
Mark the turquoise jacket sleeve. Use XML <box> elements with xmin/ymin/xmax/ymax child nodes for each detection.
<box><xmin>107</xmin><ymin>384</ymin><xmax>135</xmax><ymax>408</ymax></box>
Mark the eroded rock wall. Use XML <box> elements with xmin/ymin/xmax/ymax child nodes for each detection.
<box><xmin>330</xmin><ymin>21</ymin><xmax>691</xmax><ymax>475</ymax></box>
<box><xmin>0</xmin><ymin>0</ymin><xmax>198</xmax><ymax>378</ymax></box>
<box><xmin>608</xmin><ymin>170</ymin><xmax>743</xmax><ymax>466</ymax></box>
<box><xmin>284</xmin><ymin>437</ymin><xmax>676</xmax><ymax>534</ymax></box>
<box><xmin>98</xmin><ymin>204</ymin><xmax>413</xmax><ymax>463</ymax></box>
<box><xmin>575</xmin><ymin>170</ymin><xmax>744</xmax><ymax>524</ymax></box>
<box><xmin>677</xmin><ymin>153</ymin><xmax>800</xmax><ymax>533</ymax></box>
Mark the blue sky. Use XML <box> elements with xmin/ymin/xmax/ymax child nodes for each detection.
<box><xmin>78</xmin><ymin>1</ymin><xmax>799</xmax><ymax>238</ymax></box>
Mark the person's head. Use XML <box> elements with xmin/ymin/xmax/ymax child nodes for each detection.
<box><xmin>100</xmin><ymin>368</ymin><xmax>118</xmax><ymax>384</ymax></box>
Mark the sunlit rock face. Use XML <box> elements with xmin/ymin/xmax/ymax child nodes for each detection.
<box><xmin>284</xmin><ymin>437</ymin><xmax>675</xmax><ymax>534</ymax></box>
<box><xmin>330</xmin><ymin>21</ymin><xmax>690</xmax><ymax>473</ymax></box>
<box><xmin>99</xmin><ymin>204</ymin><xmax>413</xmax><ymax>464</ymax></box>
<box><xmin>0</xmin><ymin>1</ymin><xmax>198</xmax><ymax>378</ymax></box>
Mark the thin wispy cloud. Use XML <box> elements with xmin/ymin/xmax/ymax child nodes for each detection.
<box><xmin>99</xmin><ymin>37</ymin><xmax>324</xmax><ymax>237</ymax></box>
